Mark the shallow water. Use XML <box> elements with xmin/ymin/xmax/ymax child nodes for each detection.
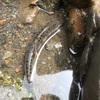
<box><xmin>30</xmin><ymin>70</ymin><xmax>73</xmax><ymax>100</ymax></box>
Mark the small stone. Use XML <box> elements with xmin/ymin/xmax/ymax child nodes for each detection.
<box><xmin>11</xmin><ymin>14</ymin><xmax>16</xmax><ymax>18</ymax></box>
<box><xmin>7</xmin><ymin>76</ymin><xmax>11</xmax><ymax>79</ymax></box>
<box><xmin>48</xmin><ymin>57</ymin><xmax>51</xmax><ymax>60</ymax></box>
<box><xmin>3</xmin><ymin>51</ymin><xmax>12</xmax><ymax>59</ymax></box>
<box><xmin>15</xmin><ymin>68</ymin><xmax>21</xmax><ymax>73</ymax></box>
<box><xmin>17</xmin><ymin>24</ymin><xmax>24</xmax><ymax>29</ymax></box>
<box><xmin>20</xmin><ymin>6</ymin><xmax>39</xmax><ymax>24</ymax></box>
<box><xmin>42</xmin><ymin>61</ymin><xmax>46</xmax><ymax>64</ymax></box>
<box><xmin>55</xmin><ymin>42</ymin><xmax>62</xmax><ymax>49</ymax></box>
<box><xmin>0</xmin><ymin>71</ymin><xmax>3</xmax><ymax>77</ymax></box>
<box><xmin>31</xmin><ymin>0</ymin><xmax>38</xmax><ymax>5</ymax></box>
<box><xmin>2</xmin><ymin>60</ymin><xmax>9</xmax><ymax>66</ymax></box>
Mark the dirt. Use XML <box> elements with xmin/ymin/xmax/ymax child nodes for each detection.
<box><xmin>0</xmin><ymin>0</ymin><xmax>77</xmax><ymax>100</ymax></box>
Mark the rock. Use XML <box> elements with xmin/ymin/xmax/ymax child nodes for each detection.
<box><xmin>3</xmin><ymin>51</ymin><xmax>12</xmax><ymax>59</ymax></box>
<box><xmin>42</xmin><ymin>61</ymin><xmax>46</xmax><ymax>65</ymax></box>
<box><xmin>55</xmin><ymin>42</ymin><xmax>62</xmax><ymax>49</ymax></box>
<box><xmin>19</xmin><ymin>6</ymin><xmax>39</xmax><ymax>24</ymax></box>
<box><xmin>17</xmin><ymin>24</ymin><xmax>24</xmax><ymax>29</ymax></box>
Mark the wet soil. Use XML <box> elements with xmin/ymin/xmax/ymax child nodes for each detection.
<box><xmin>0</xmin><ymin>0</ymin><xmax>77</xmax><ymax>99</ymax></box>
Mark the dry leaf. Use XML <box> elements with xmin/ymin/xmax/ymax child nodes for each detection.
<box><xmin>15</xmin><ymin>68</ymin><xmax>21</xmax><ymax>73</ymax></box>
<box><xmin>3</xmin><ymin>60</ymin><xmax>9</xmax><ymax>65</ymax></box>
<box><xmin>0</xmin><ymin>19</ymin><xmax>6</xmax><ymax>24</ymax></box>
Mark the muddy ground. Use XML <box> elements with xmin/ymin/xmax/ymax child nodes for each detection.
<box><xmin>0</xmin><ymin>0</ymin><xmax>77</xmax><ymax>100</ymax></box>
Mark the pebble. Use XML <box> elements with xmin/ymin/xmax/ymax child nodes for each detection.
<box><xmin>15</xmin><ymin>67</ymin><xmax>21</xmax><ymax>73</ymax></box>
<box><xmin>11</xmin><ymin>14</ymin><xmax>16</xmax><ymax>18</ymax></box>
<box><xmin>2</xmin><ymin>60</ymin><xmax>9</xmax><ymax>65</ymax></box>
<box><xmin>42</xmin><ymin>61</ymin><xmax>46</xmax><ymax>65</ymax></box>
<box><xmin>17</xmin><ymin>24</ymin><xmax>24</xmax><ymax>29</ymax></box>
<box><xmin>48</xmin><ymin>57</ymin><xmax>51</xmax><ymax>60</ymax></box>
<box><xmin>3</xmin><ymin>51</ymin><xmax>12</xmax><ymax>59</ymax></box>
<box><xmin>20</xmin><ymin>6</ymin><xmax>39</xmax><ymax>24</ymax></box>
<box><xmin>0</xmin><ymin>71</ymin><xmax>3</xmax><ymax>77</ymax></box>
<box><xmin>55</xmin><ymin>42</ymin><xmax>62</xmax><ymax>49</ymax></box>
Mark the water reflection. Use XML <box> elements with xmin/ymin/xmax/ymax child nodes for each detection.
<box><xmin>23</xmin><ymin>70</ymin><xmax>73</xmax><ymax>100</ymax></box>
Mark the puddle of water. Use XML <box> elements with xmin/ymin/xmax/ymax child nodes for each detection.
<box><xmin>23</xmin><ymin>70</ymin><xmax>73</xmax><ymax>100</ymax></box>
<box><xmin>32</xmin><ymin>70</ymin><xmax>73</xmax><ymax>100</ymax></box>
